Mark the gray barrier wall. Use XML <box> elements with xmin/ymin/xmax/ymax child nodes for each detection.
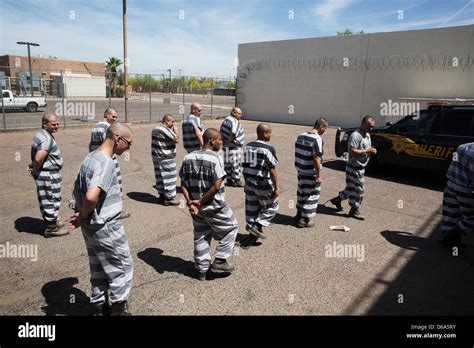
<box><xmin>237</xmin><ymin>25</ymin><xmax>474</xmax><ymax>128</ymax></box>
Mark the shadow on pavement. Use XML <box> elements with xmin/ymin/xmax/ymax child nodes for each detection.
<box><xmin>272</xmin><ymin>213</ymin><xmax>296</xmax><ymax>227</ymax></box>
<box><xmin>323</xmin><ymin>159</ymin><xmax>446</xmax><ymax>192</ymax></box>
<box><xmin>41</xmin><ymin>277</ymin><xmax>95</xmax><ymax>316</ymax></box>
<box><xmin>127</xmin><ymin>191</ymin><xmax>159</xmax><ymax>204</ymax></box>
<box><xmin>343</xmin><ymin>214</ymin><xmax>474</xmax><ymax>315</ymax></box>
<box><xmin>14</xmin><ymin>217</ymin><xmax>44</xmax><ymax>236</ymax></box>
<box><xmin>138</xmin><ymin>247</ymin><xmax>231</xmax><ymax>280</ymax></box>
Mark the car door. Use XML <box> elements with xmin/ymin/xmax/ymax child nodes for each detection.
<box><xmin>381</xmin><ymin>110</ymin><xmax>437</xmax><ymax>170</ymax></box>
<box><xmin>428</xmin><ymin>108</ymin><xmax>474</xmax><ymax>172</ymax></box>
<box><xmin>2</xmin><ymin>91</ymin><xmax>14</xmax><ymax>108</ymax></box>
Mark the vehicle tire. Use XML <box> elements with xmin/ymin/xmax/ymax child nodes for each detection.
<box><xmin>26</xmin><ymin>102</ymin><xmax>38</xmax><ymax>112</ymax></box>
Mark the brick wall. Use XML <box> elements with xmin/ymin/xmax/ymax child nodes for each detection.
<box><xmin>0</xmin><ymin>55</ymin><xmax>105</xmax><ymax>78</ymax></box>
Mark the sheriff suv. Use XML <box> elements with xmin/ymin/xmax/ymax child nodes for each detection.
<box><xmin>335</xmin><ymin>104</ymin><xmax>474</xmax><ymax>173</ymax></box>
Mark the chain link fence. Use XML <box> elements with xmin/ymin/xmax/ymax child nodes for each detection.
<box><xmin>0</xmin><ymin>67</ymin><xmax>236</xmax><ymax>131</ymax></box>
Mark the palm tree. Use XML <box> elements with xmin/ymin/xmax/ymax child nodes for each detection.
<box><xmin>106</xmin><ymin>57</ymin><xmax>123</xmax><ymax>97</ymax></box>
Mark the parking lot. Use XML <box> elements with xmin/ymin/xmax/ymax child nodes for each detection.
<box><xmin>1</xmin><ymin>92</ymin><xmax>235</xmax><ymax>130</ymax></box>
<box><xmin>0</xmin><ymin>120</ymin><xmax>472</xmax><ymax>315</ymax></box>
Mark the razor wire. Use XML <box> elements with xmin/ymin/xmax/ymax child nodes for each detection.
<box><xmin>236</xmin><ymin>54</ymin><xmax>474</xmax><ymax>79</ymax></box>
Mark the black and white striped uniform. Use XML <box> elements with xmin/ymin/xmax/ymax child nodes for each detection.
<box><xmin>182</xmin><ymin>114</ymin><xmax>203</xmax><ymax>153</ymax></box>
<box><xmin>442</xmin><ymin>142</ymin><xmax>474</xmax><ymax>235</ymax></box>
<box><xmin>88</xmin><ymin>121</ymin><xmax>123</xmax><ymax>195</ymax></box>
<box><xmin>31</xmin><ymin>129</ymin><xmax>64</xmax><ymax>222</ymax></box>
<box><xmin>338</xmin><ymin>129</ymin><xmax>371</xmax><ymax>208</ymax></box>
<box><xmin>220</xmin><ymin>116</ymin><xmax>245</xmax><ymax>183</ymax></box>
<box><xmin>151</xmin><ymin>125</ymin><xmax>177</xmax><ymax>200</ymax></box>
<box><xmin>179</xmin><ymin>149</ymin><xmax>238</xmax><ymax>273</ymax></box>
<box><xmin>74</xmin><ymin>151</ymin><xmax>133</xmax><ymax>307</ymax></box>
<box><xmin>295</xmin><ymin>132</ymin><xmax>323</xmax><ymax>218</ymax></box>
<box><xmin>242</xmin><ymin>140</ymin><xmax>279</xmax><ymax>230</ymax></box>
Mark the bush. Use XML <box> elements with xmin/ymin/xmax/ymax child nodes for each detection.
<box><xmin>115</xmin><ymin>86</ymin><xmax>124</xmax><ymax>97</ymax></box>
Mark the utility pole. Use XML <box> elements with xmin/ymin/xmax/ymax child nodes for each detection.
<box><xmin>167</xmin><ymin>69</ymin><xmax>171</xmax><ymax>93</ymax></box>
<box><xmin>17</xmin><ymin>41</ymin><xmax>39</xmax><ymax>96</ymax></box>
<box><xmin>123</xmin><ymin>0</ymin><xmax>129</xmax><ymax>122</ymax></box>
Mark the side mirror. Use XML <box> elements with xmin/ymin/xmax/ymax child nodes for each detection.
<box><xmin>385</xmin><ymin>122</ymin><xmax>393</xmax><ymax>126</ymax></box>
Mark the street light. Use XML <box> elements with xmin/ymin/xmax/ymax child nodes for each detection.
<box><xmin>166</xmin><ymin>69</ymin><xmax>171</xmax><ymax>93</ymax></box>
<box><xmin>17</xmin><ymin>41</ymin><xmax>39</xmax><ymax>96</ymax></box>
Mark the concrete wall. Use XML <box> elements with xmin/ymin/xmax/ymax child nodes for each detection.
<box><xmin>237</xmin><ymin>25</ymin><xmax>474</xmax><ymax>128</ymax></box>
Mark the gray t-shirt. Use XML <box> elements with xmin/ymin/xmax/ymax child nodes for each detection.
<box><xmin>348</xmin><ymin>128</ymin><xmax>372</xmax><ymax>167</ymax></box>
<box><xmin>31</xmin><ymin>129</ymin><xmax>63</xmax><ymax>171</ymax></box>
<box><xmin>74</xmin><ymin>151</ymin><xmax>122</xmax><ymax>225</ymax></box>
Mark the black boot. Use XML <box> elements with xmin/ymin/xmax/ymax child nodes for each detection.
<box><xmin>110</xmin><ymin>301</ymin><xmax>131</xmax><ymax>316</ymax></box>
<box><xmin>44</xmin><ymin>221</ymin><xmax>69</xmax><ymax>238</ymax></box>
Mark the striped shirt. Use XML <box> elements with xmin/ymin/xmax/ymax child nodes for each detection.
<box><xmin>242</xmin><ymin>140</ymin><xmax>279</xmax><ymax>184</ymax></box>
<box><xmin>179</xmin><ymin>149</ymin><xmax>226</xmax><ymax>210</ymax></box>
<box><xmin>446</xmin><ymin>142</ymin><xmax>474</xmax><ymax>188</ymax></box>
<box><xmin>295</xmin><ymin>131</ymin><xmax>323</xmax><ymax>174</ymax></box>
<box><xmin>74</xmin><ymin>151</ymin><xmax>122</xmax><ymax>225</ymax></box>
<box><xmin>220</xmin><ymin>116</ymin><xmax>244</xmax><ymax>148</ymax></box>
<box><xmin>348</xmin><ymin>128</ymin><xmax>372</xmax><ymax>167</ymax></box>
<box><xmin>151</xmin><ymin>125</ymin><xmax>177</xmax><ymax>159</ymax></box>
<box><xmin>182</xmin><ymin>114</ymin><xmax>203</xmax><ymax>153</ymax></box>
<box><xmin>31</xmin><ymin>129</ymin><xmax>63</xmax><ymax>171</ymax></box>
<box><xmin>89</xmin><ymin>121</ymin><xmax>110</xmax><ymax>152</ymax></box>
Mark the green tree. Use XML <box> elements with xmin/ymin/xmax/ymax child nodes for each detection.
<box><xmin>186</xmin><ymin>76</ymin><xmax>201</xmax><ymax>88</ymax></box>
<box><xmin>337</xmin><ymin>28</ymin><xmax>364</xmax><ymax>35</ymax></box>
<box><xmin>106</xmin><ymin>57</ymin><xmax>123</xmax><ymax>97</ymax></box>
<box><xmin>201</xmin><ymin>78</ymin><xmax>218</xmax><ymax>88</ymax></box>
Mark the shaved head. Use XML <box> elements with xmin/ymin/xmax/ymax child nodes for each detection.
<box><xmin>107</xmin><ymin>122</ymin><xmax>133</xmax><ymax>139</ymax></box>
<box><xmin>257</xmin><ymin>123</ymin><xmax>271</xmax><ymax>138</ymax></box>
<box><xmin>104</xmin><ymin>107</ymin><xmax>117</xmax><ymax>116</ymax></box>
<box><xmin>203</xmin><ymin>128</ymin><xmax>221</xmax><ymax>144</ymax></box>
<box><xmin>42</xmin><ymin>113</ymin><xmax>57</xmax><ymax>124</ymax></box>
<box><xmin>191</xmin><ymin>103</ymin><xmax>202</xmax><ymax>116</ymax></box>
<box><xmin>162</xmin><ymin>114</ymin><xmax>174</xmax><ymax>123</ymax></box>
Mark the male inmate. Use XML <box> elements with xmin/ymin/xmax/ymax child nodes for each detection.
<box><xmin>151</xmin><ymin>114</ymin><xmax>180</xmax><ymax>205</ymax></box>
<box><xmin>330</xmin><ymin>115</ymin><xmax>377</xmax><ymax>220</ymax></box>
<box><xmin>70</xmin><ymin>123</ymin><xmax>134</xmax><ymax>316</ymax></box>
<box><xmin>88</xmin><ymin>107</ymin><xmax>130</xmax><ymax>219</ymax></box>
<box><xmin>28</xmin><ymin>113</ymin><xmax>68</xmax><ymax>238</ymax></box>
<box><xmin>220</xmin><ymin>107</ymin><xmax>245</xmax><ymax>187</ymax></box>
<box><xmin>179</xmin><ymin>128</ymin><xmax>238</xmax><ymax>280</ymax></box>
<box><xmin>294</xmin><ymin>117</ymin><xmax>328</xmax><ymax>228</ymax></box>
<box><xmin>182</xmin><ymin>103</ymin><xmax>204</xmax><ymax>153</ymax></box>
<box><xmin>241</xmin><ymin>123</ymin><xmax>280</xmax><ymax>247</ymax></box>
<box><xmin>441</xmin><ymin>142</ymin><xmax>474</xmax><ymax>248</ymax></box>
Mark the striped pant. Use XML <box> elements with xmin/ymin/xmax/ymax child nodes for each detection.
<box><xmin>296</xmin><ymin>172</ymin><xmax>321</xmax><ymax>218</ymax></box>
<box><xmin>34</xmin><ymin>170</ymin><xmax>62</xmax><ymax>222</ymax></box>
<box><xmin>113</xmin><ymin>155</ymin><xmax>123</xmax><ymax>196</ymax></box>
<box><xmin>223</xmin><ymin>146</ymin><xmax>243</xmax><ymax>182</ymax></box>
<box><xmin>442</xmin><ymin>181</ymin><xmax>474</xmax><ymax>235</ymax></box>
<box><xmin>339</xmin><ymin>162</ymin><xmax>365</xmax><ymax>208</ymax></box>
<box><xmin>81</xmin><ymin>220</ymin><xmax>133</xmax><ymax>305</ymax></box>
<box><xmin>245</xmin><ymin>180</ymin><xmax>279</xmax><ymax>230</ymax></box>
<box><xmin>152</xmin><ymin>157</ymin><xmax>177</xmax><ymax>199</ymax></box>
<box><xmin>192</xmin><ymin>205</ymin><xmax>238</xmax><ymax>272</ymax></box>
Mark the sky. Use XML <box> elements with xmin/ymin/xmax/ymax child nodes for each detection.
<box><xmin>0</xmin><ymin>0</ymin><xmax>473</xmax><ymax>77</ymax></box>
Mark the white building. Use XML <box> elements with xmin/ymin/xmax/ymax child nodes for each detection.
<box><xmin>236</xmin><ymin>25</ymin><xmax>474</xmax><ymax>128</ymax></box>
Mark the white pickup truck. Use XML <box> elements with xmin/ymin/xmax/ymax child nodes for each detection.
<box><xmin>1</xmin><ymin>89</ymin><xmax>47</xmax><ymax>112</ymax></box>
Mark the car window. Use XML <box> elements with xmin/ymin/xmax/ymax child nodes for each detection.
<box><xmin>436</xmin><ymin>109</ymin><xmax>474</xmax><ymax>137</ymax></box>
<box><xmin>397</xmin><ymin>111</ymin><xmax>435</xmax><ymax>134</ymax></box>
